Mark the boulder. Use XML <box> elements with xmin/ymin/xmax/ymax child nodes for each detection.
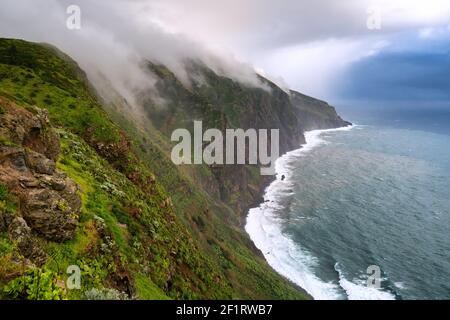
<box><xmin>25</xmin><ymin>150</ymin><xmax>56</xmax><ymax>175</ymax></box>
<box><xmin>8</xmin><ymin>216</ymin><xmax>48</xmax><ymax>266</ymax></box>
<box><xmin>22</xmin><ymin>184</ymin><xmax>80</xmax><ymax>242</ymax></box>
<box><xmin>0</xmin><ymin>99</ymin><xmax>81</xmax><ymax>243</ymax></box>
<box><xmin>0</xmin><ymin>99</ymin><xmax>60</xmax><ymax>161</ymax></box>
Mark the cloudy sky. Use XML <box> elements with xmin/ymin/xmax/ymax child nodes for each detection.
<box><xmin>1</xmin><ymin>0</ymin><xmax>450</xmax><ymax>109</ymax></box>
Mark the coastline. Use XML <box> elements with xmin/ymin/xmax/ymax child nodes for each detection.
<box><xmin>245</xmin><ymin>125</ymin><xmax>354</xmax><ymax>300</ymax></box>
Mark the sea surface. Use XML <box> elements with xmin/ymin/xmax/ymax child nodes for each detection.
<box><xmin>246</xmin><ymin>121</ymin><xmax>450</xmax><ymax>299</ymax></box>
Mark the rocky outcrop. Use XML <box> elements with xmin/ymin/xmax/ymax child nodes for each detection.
<box><xmin>290</xmin><ymin>90</ymin><xmax>351</xmax><ymax>131</ymax></box>
<box><xmin>8</xmin><ymin>216</ymin><xmax>48</xmax><ymax>266</ymax></box>
<box><xmin>0</xmin><ymin>98</ymin><xmax>81</xmax><ymax>253</ymax></box>
<box><xmin>0</xmin><ymin>101</ymin><xmax>60</xmax><ymax>160</ymax></box>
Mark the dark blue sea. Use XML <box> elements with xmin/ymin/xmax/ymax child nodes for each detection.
<box><xmin>246</xmin><ymin>109</ymin><xmax>450</xmax><ymax>299</ymax></box>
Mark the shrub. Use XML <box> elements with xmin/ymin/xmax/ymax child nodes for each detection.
<box><xmin>0</xmin><ymin>184</ymin><xmax>7</xmax><ymax>201</ymax></box>
<box><xmin>3</xmin><ymin>269</ymin><xmax>65</xmax><ymax>300</ymax></box>
<box><xmin>84</xmin><ymin>287</ymin><xmax>129</xmax><ymax>300</ymax></box>
<box><xmin>43</xmin><ymin>98</ymin><xmax>53</xmax><ymax>105</ymax></box>
<box><xmin>0</xmin><ymin>184</ymin><xmax>17</xmax><ymax>216</ymax></box>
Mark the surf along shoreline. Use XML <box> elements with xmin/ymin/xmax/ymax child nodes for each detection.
<box><xmin>245</xmin><ymin>125</ymin><xmax>355</xmax><ymax>300</ymax></box>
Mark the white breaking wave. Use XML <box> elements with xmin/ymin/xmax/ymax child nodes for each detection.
<box><xmin>338</xmin><ymin>277</ymin><xmax>395</xmax><ymax>300</ymax></box>
<box><xmin>245</xmin><ymin>125</ymin><xmax>395</xmax><ymax>300</ymax></box>
<box><xmin>334</xmin><ymin>263</ymin><xmax>396</xmax><ymax>300</ymax></box>
<box><xmin>246</xmin><ymin>204</ymin><xmax>342</xmax><ymax>299</ymax></box>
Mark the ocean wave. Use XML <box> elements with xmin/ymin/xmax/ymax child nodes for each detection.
<box><xmin>246</xmin><ymin>125</ymin><xmax>355</xmax><ymax>300</ymax></box>
<box><xmin>246</xmin><ymin>124</ymin><xmax>398</xmax><ymax>300</ymax></box>
<box><xmin>334</xmin><ymin>263</ymin><xmax>396</xmax><ymax>300</ymax></box>
<box><xmin>246</xmin><ymin>205</ymin><xmax>342</xmax><ymax>300</ymax></box>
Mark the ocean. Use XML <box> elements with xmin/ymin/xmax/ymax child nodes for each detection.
<box><xmin>246</xmin><ymin>119</ymin><xmax>450</xmax><ymax>299</ymax></box>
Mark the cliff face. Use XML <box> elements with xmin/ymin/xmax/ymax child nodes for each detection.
<box><xmin>0</xmin><ymin>38</ymin><xmax>348</xmax><ymax>300</ymax></box>
<box><xmin>0</xmin><ymin>99</ymin><xmax>81</xmax><ymax>247</ymax></box>
<box><xmin>135</xmin><ymin>62</ymin><xmax>350</xmax><ymax>217</ymax></box>
<box><xmin>290</xmin><ymin>90</ymin><xmax>351</xmax><ymax>131</ymax></box>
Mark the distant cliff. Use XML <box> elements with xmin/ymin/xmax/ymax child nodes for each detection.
<box><xmin>0</xmin><ymin>38</ymin><xmax>348</xmax><ymax>300</ymax></box>
<box><xmin>133</xmin><ymin>61</ymin><xmax>350</xmax><ymax>218</ymax></box>
<box><xmin>290</xmin><ymin>90</ymin><xmax>351</xmax><ymax>132</ymax></box>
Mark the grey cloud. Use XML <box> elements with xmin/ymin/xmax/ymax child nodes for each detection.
<box><xmin>0</xmin><ymin>0</ymin><xmax>266</xmax><ymax>108</ymax></box>
<box><xmin>1</xmin><ymin>0</ymin><xmax>450</xmax><ymax>103</ymax></box>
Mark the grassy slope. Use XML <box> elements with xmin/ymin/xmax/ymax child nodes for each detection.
<box><xmin>139</xmin><ymin>63</ymin><xmax>301</xmax><ymax>213</ymax></box>
<box><xmin>0</xmin><ymin>38</ymin><xmax>306</xmax><ymax>299</ymax></box>
<box><xmin>96</xmin><ymin>68</ymin><xmax>309</xmax><ymax>301</ymax></box>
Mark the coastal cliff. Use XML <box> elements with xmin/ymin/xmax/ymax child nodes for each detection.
<box><xmin>0</xmin><ymin>38</ymin><xmax>348</xmax><ymax>300</ymax></box>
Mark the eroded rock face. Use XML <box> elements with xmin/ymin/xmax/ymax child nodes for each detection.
<box><xmin>0</xmin><ymin>98</ymin><xmax>81</xmax><ymax>247</ymax></box>
<box><xmin>22</xmin><ymin>177</ymin><xmax>81</xmax><ymax>242</ymax></box>
<box><xmin>8</xmin><ymin>216</ymin><xmax>47</xmax><ymax>266</ymax></box>
<box><xmin>24</xmin><ymin>151</ymin><xmax>56</xmax><ymax>175</ymax></box>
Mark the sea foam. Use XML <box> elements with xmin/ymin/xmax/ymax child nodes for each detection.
<box><xmin>334</xmin><ymin>263</ymin><xmax>396</xmax><ymax>300</ymax></box>
<box><xmin>245</xmin><ymin>125</ymin><xmax>395</xmax><ymax>300</ymax></box>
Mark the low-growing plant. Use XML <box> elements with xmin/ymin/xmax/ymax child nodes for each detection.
<box><xmin>0</xmin><ymin>184</ymin><xmax>17</xmax><ymax>216</ymax></box>
<box><xmin>0</xmin><ymin>184</ymin><xmax>8</xmax><ymax>201</ymax></box>
<box><xmin>77</xmin><ymin>258</ymin><xmax>114</xmax><ymax>290</ymax></box>
<box><xmin>83</xmin><ymin>287</ymin><xmax>129</xmax><ymax>300</ymax></box>
<box><xmin>56</xmin><ymin>199</ymin><xmax>69</xmax><ymax>212</ymax></box>
<box><xmin>3</xmin><ymin>269</ymin><xmax>65</xmax><ymax>300</ymax></box>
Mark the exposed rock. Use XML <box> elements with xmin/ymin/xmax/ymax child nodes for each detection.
<box><xmin>290</xmin><ymin>90</ymin><xmax>352</xmax><ymax>131</ymax></box>
<box><xmin>25</xmin><ymin>150</ymin><xmax>56</xmax><ymax>175</ymax></box>
<box><xmin>19</xmin><ymin>177</ymin><xmax>40</xmax><ymax>188</ymax></box>
<box><xmin>0</xmin><ymin>98</ymin><xmax>81</xmax><ymax>243</ymax></box>
<box><xmin>38</xmin><ymin>174</ymin><xmax>67</xmax><ymax>191</ymax></box>
<box><xmin>22</xmin><ymin>185</ymin><xmax>80</xmax><ymax>242</ymax></box>
<box><xmin>8</xmin><ymin>216</ymin><xmax>48</xmax><ymax>266</ymax></box>
<box><xmin>0</xmin><ymin>208</ymin><xmax>14</xmax><ymax>232</ymax></box>
<box><xmin>0</xmin><ymin>99</ymin><xmax>60</xmax><ymax>160</ymax></box>
<box><xmin>10</xmin><ymin>154</ymin><xmax>27</xmax><ymax>172</ymax></box>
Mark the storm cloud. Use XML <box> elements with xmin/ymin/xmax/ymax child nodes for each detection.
<box><xmin>1</xmin><ymin>0</ymin><xmax>450</xmax><ymax>104</ymax></box>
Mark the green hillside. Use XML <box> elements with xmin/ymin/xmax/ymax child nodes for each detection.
<box><xmin>0</xmin><ymin>38</ymin><xmax>316</xmax><ymax>299</ymax></box>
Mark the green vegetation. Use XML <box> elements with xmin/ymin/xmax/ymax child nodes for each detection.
<box><xmin>53</xmin><ymin>130</ymin><xmax>231</xmax><ymax>299</ymax></box>
<box><xmin>0</xmin><ymin>39</ymin><xmax>120</xmax><ymax>144</ymax></box>
<box><xmin>0</xmin><ymin>183</ymin><xmax>17</xmax><ymax>215</ymax></box>
<box><xmin>134</xmin><ymin>273</ymin><xmax>171</xmax><ymax>300</ymax></box>
<box><xmin>105</xmin><ymin>64</ymin><xmax>309</xmax><ymax>299</ymax></box>
<box><xmin>0</xmin><ymin>38</ymin><xmax>309</xmax><ymax>300</ymax></box>
<box><xmin>3</xmin><ymin>269</ymin><xmax>64</xmax><ymax>300</ymax></box>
